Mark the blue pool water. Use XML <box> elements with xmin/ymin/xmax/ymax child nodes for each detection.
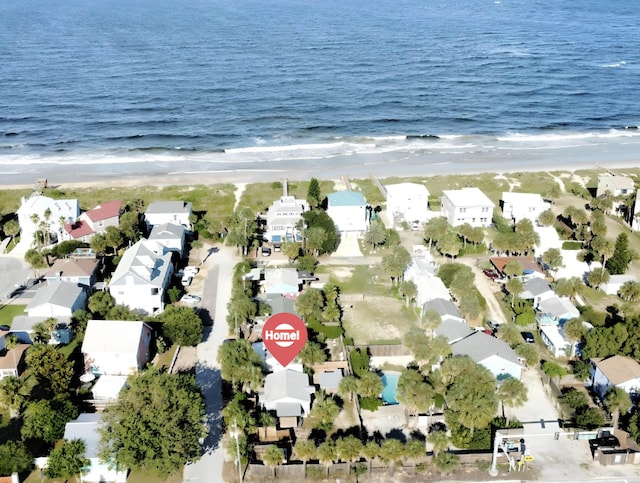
<box><xmin>380</xmin><ymin>371</ymin><xmax>400</xmax><ymax>405</ymax></box>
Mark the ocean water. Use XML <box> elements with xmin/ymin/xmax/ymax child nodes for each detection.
<box><xmin>0</xmin><ymin>0</ymin><xmax>639</xmax><ymax>183</ymax></box>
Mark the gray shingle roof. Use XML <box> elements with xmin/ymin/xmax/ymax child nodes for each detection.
<box><xmin>451</xmin><ymin>331</ymin><xmax>520</xmax><ymax>366</ymax></box>
<box><xmin>146</xmin><ymin>201</ymin><xmax>192</xmax><ymax>214</ymax></box>
<box><xmin>423</xmin><ymin>298</ymin><xmax>462</xmax><ymax>318</ymax></box>
<box><xmin>110</xmin><ymin>240</ymin><xmax>172</xmax><ymax>287</ymax></box>
<box><xmin>521</xmin><ymin>278</ymin><xmax>553</xmax><ymax>298</ymax></box>
<box><xmin>434</xmin><ymin>319</ymin><xmax>473</xmax><ymax>343</ymax></box>
<box><xmin>11</xmin><ymin>315</ymin><xmax>71</xmax><ymax>331</ymax></box>
<box><xmin>149</xmin><ymin>222</ymin><xmax>186</xmax><ymax>240</ymax></box>
<box><xmin>263</xmin><ymin>369</ymin><xmax>314</xmax><ymax>404</ymax></box>
<box><xmin>26</xmin><ymin>282</ymin><xmax>84</xmax><ymax>311</ymax></box>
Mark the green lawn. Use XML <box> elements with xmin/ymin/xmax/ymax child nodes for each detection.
<box><xmin>329</xmin><ymin>264</ymin><xmax>390</xmax><ymax>296</ymax></box>
<box><xmin>154</xmin><ymin>344</ymin><xmax>178</xmax><ymax>370</ymax></box>
<box><xmin>0</xmin><ymin>304</ymin><xmax>26</xmax><ymax>327</ymax></box>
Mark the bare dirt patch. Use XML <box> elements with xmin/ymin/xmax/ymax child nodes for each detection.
<box><xmin>342</xmin><ymin>296</ymin><xmax>417</xmax><ymax>344</ymax></box>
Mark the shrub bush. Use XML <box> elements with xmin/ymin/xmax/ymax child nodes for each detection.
<box><xmin>359</xmin><ymin>397</ymin><xmax>383</xmax><ymax>411</ymax></box>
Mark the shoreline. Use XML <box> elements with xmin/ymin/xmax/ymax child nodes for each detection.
<box><xmin>1</xmin><ymin>158</ymin><xmax>638</xmax><ymax>191</ymax></box>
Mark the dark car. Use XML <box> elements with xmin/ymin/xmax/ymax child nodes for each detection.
<box><xmin>261</xmin><ymin>247</ymin><xmax>272</xmax><ymax>257</ymax></box>
<box><xmin>521</xmin><ymin>331</ymin><xmax>535</xmax><ymax>344</ymax></box>
<box><xmin>590</xmin><ymin>435</ymin><xmax>620</xmax><ymax>449</ymax></box>
<box><xmin>0</xmin><ymin>325</ymin><xmax>10</xmax><ymax>331</ymax></box>
<box><xmin>483</xmin><ymin>269</ymin><xmax>500</xmax><ymax>281</ymax></box>
<box><xmin>486</xmin><ymin>320</ymin><xmax>499</xmax><ymax>333</ymax></box>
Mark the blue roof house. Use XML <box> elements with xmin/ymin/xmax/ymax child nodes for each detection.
<box><xmin>326</xmin><ymin>191</ymin><xmax>369</xmax><ymax>236</ymax></box>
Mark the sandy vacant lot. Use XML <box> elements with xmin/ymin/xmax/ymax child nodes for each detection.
<box><xmin>342</xmin><ymin>295</ymin><xmax>417</xmax><ymax>345</ymax></box>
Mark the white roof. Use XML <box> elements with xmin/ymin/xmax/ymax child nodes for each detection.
<box><xmin>63</xmin><ymin>413</ymin><xmax>103</xmax><ymax>458</ymax></box>
<box><xmin>92</xmin><ymin>375</ymin><xmax>128</xmax><ymax>400</ymax></box>
<box><xmin>386</xmin><ymin>183</ymin><xmax>430</xmax><ymax>199</ymax></box>
<box><xmin>110</xmin><ymin>240</ymin><xmax>172</xmax><ymax>287</ymax></box>
<box><xmin>443</xmin><ymin>187</ymin><xmax>495</xmax><ymax>207</ymax></box>
<box><xmin>608</xmin><ymin>274</ymin><xmax>637</xmax><ymax>285</ymax></box>
<box><xmin>540</xmin><ymin>325</ymin><xmax>570</xmax><ymax>350</ymax></box>
<box><xmin>19</xmin><ymin>194</ymin><xmax>79</xmax><ymax>218</ymax></box>
<box><xmin>82</xmin><ymin>320</ymin><xmax>149</xmax><ymax>355</ymax></box>
<box><xmin>502</xmin><ymin>191</ymin><xmax>544</xmax><ymax>204</ymax></box>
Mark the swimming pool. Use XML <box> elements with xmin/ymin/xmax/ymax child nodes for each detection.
<box><xmin>379</xmin><ymin>371</ymin><xmax>400</xmax><ymax>405</ymax></box>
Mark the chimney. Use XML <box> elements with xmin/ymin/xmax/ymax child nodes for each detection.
<box><xmin>283</xmin><ymin>178</ymin><xmax>288</xmax><ymax>197</ymax></box>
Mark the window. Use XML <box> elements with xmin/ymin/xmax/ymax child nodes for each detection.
<box><xmin>459</xmin><ymin>208</ymin><xmax>466</xmax><ymax>213</ymax></box>
<box><xmin>151</xmin><ymin>288</ymin><xmax>159</xmax><ymax>295</ymax></box>
<box><xmin>481</xmin><ymin>217</ymin><xmax>488</xmax><ymax>223</ymax></box>
<box><xmin>482</xmin><ymin>207</ymin><xmax>489</xmax><ymax>213</ymax></box>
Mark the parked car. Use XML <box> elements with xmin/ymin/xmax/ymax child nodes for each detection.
<box><xmin>410</xmin><ymin>220</ymin><xmax>420</xmax><ymax>231</ymax></box>
<box><xmin>486</xmin><ymin>320</ymin><xmax>499</xmax><ymax>333</ymax></box>
<box><xmin>261</xmin><ymin>247</ymin><xmax>272</xmax><ymax>256</ymax></box>
<box><xmin>521</xmin><ymin>331</ymin><xmax>535</xmax><ymax>344</ymax></box>
<box><xmin>180</xmin><ymin>294</ymin><xmax>202</xmax><ymax>305</ymax></box>
<box><xmin>483</xmin><ymin>269</ymin><xmax>500</xmax><ymax>281</ymax></box>
<box><xmin>590</xmin><ymin>435</ymin><xmax>620</xmax><ymax>449</ymax></box>
<box><xmin>184</xmin><ymin>266</ymin><xmax>199</xmax><ymax>276</ymax></box>
<box><xmin>181</xmin><ymin>275</ymin><xmax>193</xmax><ymax>286</ymax></box>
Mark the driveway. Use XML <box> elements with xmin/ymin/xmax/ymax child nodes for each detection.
<box><xmin>184</xmin><ymin>244</ymin><xmax>238</xmax><ymax>483</ymax></box>
<box><xmin>0</xmin><ymin>255</ymin><xmax>31</xmax><ymax>302</ymax></box>
<box><xmin>507</xmin><ymin>368</ymin><xmax>640</xmax><ymax>480</ymax></box>
<box><xmin>457</xmin><ymin>257</ymin><xmax>507</xmax><ymax>325</ymax></box>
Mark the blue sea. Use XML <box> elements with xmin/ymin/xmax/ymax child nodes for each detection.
<box><xmin>1</xmin><ymin>0</ymin><xmax>639</xmax><ymax>184</ymax></box>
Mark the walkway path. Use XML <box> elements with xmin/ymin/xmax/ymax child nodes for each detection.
<box><xmin>184</xmin><ymin>244</ymin><xmax>238</xmax><ymax>483</ymax></box>
<box><xmin>457</xmin><ymin>257</ymin><xmax>507</xmax><ymax>325</ymax></box>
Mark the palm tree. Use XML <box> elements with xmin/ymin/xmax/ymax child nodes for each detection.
<box><xmin>405</xmin><ymin>439</ymin><xmax>425</xmax><ymax>472</ymax></box>
<box><xmin>619</xmin><ymin>281</ymin><xmax>640</xmax><ymax>302</ymax></box>
<box><xmin>0</xmin><ymin>375</ymin><xmax>25</xmax><ymax>418</ymax></box>
<box><xmin>505</xmin><ymin>278</ymin><xmax>524</xmax><ymax>307</ymax></box>
<box><xmin>317</xmin><ymin>440</ymin><xmax>336</xmax><ymax>476</ymax></box>
<box><xmin>604</xmin><ymin>386</ymin><xmax>631</xmax><ymax>429</ymax></box>
<box><xmin>379</xmin><ymin>438</ymin><xmax>404</xmax><ymax>475</ymax></box>
<box><xmin>262</xmin><ymin>445</ymin><xmax>284</xmax><ymax>478</ymax></box>
<box><xmin>428</xmin><ymin>429</ymin><xmax>449</xmax><ymax>455</ymax></box>
<box><xmin>363</xmin><ymin>440</ymin><xmax>379</xmax><ymax>476</ymax></box>
<box><xmin>421</xmin><ymin>309</ymin><xmax>442</xmax><ymax>337</ymax></box>
<box><xmin>294</xmin><ymin>439</ymin><xmax>316</xmax><ymax>476</ymax></box>
<box><xmin>335</xmin><ymin>435</ymin><xmax>362</xmax><ymax>469</ymax></box>
<box><xmin>398</xmin><ymin>280</ymin><xmax>417</xmax><ymax>307</ymax></box>
<box><xmin>338</xmin><ymin>375</ymin><xmax>359</xmax><ymax>403</ymax></box>
<box><xmin>496</xmin><ymin>378</ymin><xmax>528</xmax><ymax>420</ymax></box>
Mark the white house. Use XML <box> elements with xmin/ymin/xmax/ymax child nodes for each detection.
<box><xmin>44</xmin><ymin>257</ymin><xmax>100</xmax><ymax>289</ymax></box>
<box><xmin>27</xmin><ymin>282</ymin><xmax>87</xmax><ymax>318</ymax></box>
<box><xmin>536</xmin><ymin>296</ymin><xmax>580</xmax><ymax>326</ymax></box>
<box><xmin>62</xmin><ymin>413</ymin><xmax>128</xmax><ymax>483</ymax></box>
<box><xmin>451</xmin><ymin>332</ymin><xmax>522</xmax><ymax>380</ymax></box>
<box><xmin>263</xmin><ymin>268</ymin><xmax>300</xmax><ymax>296</ymax></box>
<box><xmin>600</xmin><ymin>274</ymin><xmax>638</xmax><ymax>296</ymax></box>
<box><xmin>264</xmin><ymin>183</ymin><xmax>308</xmax><ymax>245</ymax></box>
<box><xmin>17</xmin><ymin>194</ymin><xmax>79</xmax><ymax>247</ymax></box>
<box><xmin>145</xmin><ymin>200</ymin><xmax>192</xmax><ymax>230</ymax></box>
<box><xmin>597</xmin><ymin>174</ymin><xmax>634</xmax><ymax>198</ymax></box>
<box><xmin>441</xmin><ymin>187</ymin><xmax>494</xmax><ymax>227</ymax></box>
<box><xmin>423</xmin><ymin>298</ymin><xmax>465</xmax><ymax>324</ymax></box>
<box><xmin>501</xmin><ymin>192</ymin><xmax>551</xmax><ymax>223</ymax></box>
<box><xmin>590</xmin><ymin>355</ymin><xmax>640</xmax><ymax>399</ymax></box>
<box><xmin>63</xmin><ymin>200</ymin><xmax>121</xmax><ymax>242</ymax></box>
<box><xmin>0</xmin><ymin>330</ymin><xmax>28</xmax><ymax>380</ymax></box>
<box><xmin>82</xmin><ymin>320</ymin><xmax>153</xmax><ymax>376</ymax></box>
<box><xmin>109</xmin><ymin>240</ymin><xmax>173</xmax><ymax>315</ymax></box>
<box><xmin>539</xmin><ymin>325</ymin><xmax>572</xmax><ymax>358</ymax></box>
<box><xmin>260</xmin><ymin>369</ymin><xmax>315</xmax><ymax>426</ymax></box>
<box><xmin>632</xmin><ymin>189</ymin><xmax>640</xmax><ymax>231</ymax></box>
<box><xmin>147</xmin><ymin>223</ymin><xmax>186</xmax><ymax>257</ymax></box>
<box><xmin>11</xmin><ymin>315</ymin><xmax>72</xmax><ymax>345</ymax></box>
<box><xmin>404</xmin><ymin>256</ymin><xmax>450</xmax><ymax>308</ymax></box>
<box><xmin>326</xmin><ymin>191</ymin><xmax>369</xmax><ymax>235</ymax></box>
<box><xmin>385</xmin><ymin>182</ymin><xmax>430</xmax><ymax>227</ymax></box>
<box><xmin>519</xmin><ymin>278</ymin><xmax>555</xmax><ymax>307</ymax></box>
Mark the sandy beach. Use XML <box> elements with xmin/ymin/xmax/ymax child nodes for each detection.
<box><xmin>1</xmin><ymin>155</ymin><xmax>639</xmax><ymax>191</ymax></box>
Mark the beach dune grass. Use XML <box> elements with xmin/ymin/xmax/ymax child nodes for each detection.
<box><xmin>239</xmin><ymin>179</ymin><xmax>334</xmax><ymax>213</ymax></box>
<box><xmin>42</xmin><ymin>184</ymin><xmax>236</xmax><ymax>218</ymax></box>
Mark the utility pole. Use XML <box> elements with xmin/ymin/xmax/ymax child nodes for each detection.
<box><xmin>231</xmin><ymin>420</ymin><xmax>243</xmax><ymax>483</ymax></box>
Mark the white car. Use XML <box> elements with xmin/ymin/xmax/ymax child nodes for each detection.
<box><xmin>181</xmin><ymin>275</ymin><xmax>193</xmax><ymax>286</ymax></box>
<box><xmin>184</xmin><ymin>266</ymin><xmax>199</xmax><ymax>276</ymax></box>
<box><xmin>180</xmin><ymin>294</ymin><xmax>202</xmax><ymax>305</ymax></box>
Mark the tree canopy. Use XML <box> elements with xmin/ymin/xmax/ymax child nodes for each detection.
<box><xmin>155</xmin><ymin>305</ymin><xmax>203</xmax><ymax>346</ymax></box>
<box><xmin>100</xmin><ymin>368</ymin><xmax>206</xmax><ymax>477</ymax></box>
<box><xmin>217</xmin><ymin>339</ymin><xmax>265</xmax><ymax>392</ymax></box>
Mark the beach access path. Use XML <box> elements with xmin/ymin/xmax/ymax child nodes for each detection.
<box><xmin>184</xmin><ymin>244</ymin><xmax>238</xmax><ymax>483</ymax></box>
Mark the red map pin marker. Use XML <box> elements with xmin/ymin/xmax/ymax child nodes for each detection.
<box><xmin>262</xmin><ymin>312</ymin><xmax>308</xmax><ymax>368</ymax></box>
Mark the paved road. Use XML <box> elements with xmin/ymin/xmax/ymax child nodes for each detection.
<box><xmin>184</xmin><ymin>245</ymin><xmax>238</xmax><ymax>483</ymax></box>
